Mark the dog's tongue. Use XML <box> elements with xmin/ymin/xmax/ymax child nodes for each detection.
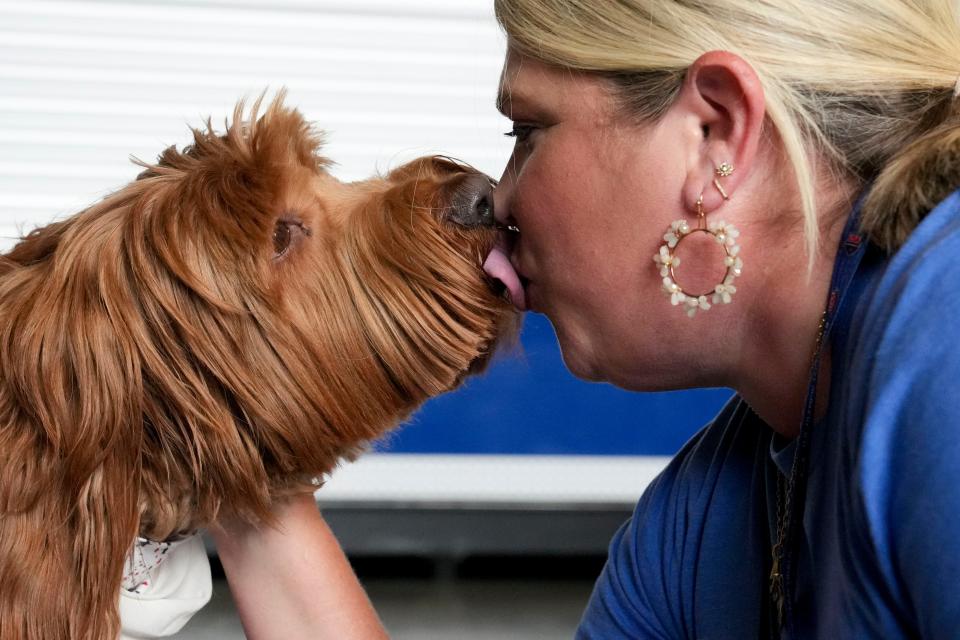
<box><xmin>483</xmin><ymin>246</ymin><xmax>526</xmax><ymax>311</ymax></box>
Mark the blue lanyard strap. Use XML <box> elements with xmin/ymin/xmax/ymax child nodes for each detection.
<box><xmin>778</xmin><ymin>205</ymin><xmax>869</xmax><ymax>635</ymax></box>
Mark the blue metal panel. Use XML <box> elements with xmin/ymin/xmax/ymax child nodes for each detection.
<box><xmin>376</xmin><ymin>314</ymin><xmax>733</xmax><ymax>456</ymax></box>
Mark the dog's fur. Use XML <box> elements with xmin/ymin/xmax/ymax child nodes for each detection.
<box><xmin>0</xmin><ymin>95</ymin><xmax>516</xmax><ymax>639</ymax></box>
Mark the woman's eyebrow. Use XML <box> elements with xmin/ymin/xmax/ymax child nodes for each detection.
<box><xmin>495</xmin><ymin>88</ymin><xmax>545</xmax><ymax>119</ymax></box>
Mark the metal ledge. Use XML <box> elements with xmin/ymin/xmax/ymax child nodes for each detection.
<box><xmin>322</xmin><ymin>502</ymin><xmax>633</xmax><ymax>557</ymax></box>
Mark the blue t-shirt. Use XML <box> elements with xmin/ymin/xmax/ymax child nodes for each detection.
<box><xmin>577</xmin><ymin>189</ymin><xmax>960</xmax><ymax>639</ymax></box>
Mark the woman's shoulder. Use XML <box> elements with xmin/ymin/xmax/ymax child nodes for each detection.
<box><xmin>846</xmin><ymin>187</ymin><xmax>960</xmax><ymax>394</ymax></box>
<box><xmin>841</xmin><ymin>187</ymin><xmax>960</xmax><ymax>637</ymax></box>
<box><xmin>866</xmin><ymin>187</ymin><xmax>960</xmax><ymax>329</ymax></box>
<box><xmin>851</xmin><ymin>186</ymin><xmax>960</xmax><ymax>457</ymax></box>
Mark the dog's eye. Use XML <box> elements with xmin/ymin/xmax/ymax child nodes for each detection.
<box><xmin>272</xmin><ymin>219</ymin><xmax>308</xmax><ymax>259</ymax></box>
<box><xmin>273</xmin><ymin>222</ymin><xmax>292</xmax><ymax>256</ymax></box>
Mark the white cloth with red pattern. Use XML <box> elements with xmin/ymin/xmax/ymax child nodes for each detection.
<box><xmin>118</xmin><ymin>534</ymin><xmax>212</xmax><ymax>638</ymax></box>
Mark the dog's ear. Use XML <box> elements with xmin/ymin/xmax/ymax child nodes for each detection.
<box><xmin>0</xmin><ymin>211</ymin><xmax>143</xmax><ymax>639</ymax></box>
<box><xmin>127</xmin><ymin>92</ymin><xmax>332</xmax><ymax>305</ymax></box>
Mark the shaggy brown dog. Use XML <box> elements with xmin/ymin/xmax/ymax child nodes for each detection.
<box><xmin>0</xmin><ymin>95</ymin><xmax>517</xmax><ymax>639</ymax></box>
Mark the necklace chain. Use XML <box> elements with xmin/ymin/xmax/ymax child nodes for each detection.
<box><xmin>769</xmin><ymin>309</ymin><xmax>828</xmax><ymax>632</ymax></box>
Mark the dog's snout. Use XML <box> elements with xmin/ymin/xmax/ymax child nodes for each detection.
<box><xmin>450</xmin><ymin>174</ymin><xmax>496</xmax><ymax>228</ymax></box>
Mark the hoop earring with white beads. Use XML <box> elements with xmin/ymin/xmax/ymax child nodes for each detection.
<box><xmin>652</xmin><ymin>164</ymin><xmax>743</xmax><ymax>318</ymax></box>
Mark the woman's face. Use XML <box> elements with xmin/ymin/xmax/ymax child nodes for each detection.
<box><xmin>493</xmin><ymin>49</ymin><xmax>710</xmax><ymax>387</ymax></box>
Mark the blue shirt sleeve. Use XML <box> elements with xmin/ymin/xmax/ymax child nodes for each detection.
<box><xmin>577</xmin><ymin>399</ymin><xmax>771</xmax><ymax>640</ymax></box>
<box><xmin>858</xmin><ymin>214</ymin><xmax>960</xmax><ymax>638</ymax></box>
<box><xmin>576</xmin><ymin>467</ymin><xmax>687</xmax><ymax>640</ymax></box>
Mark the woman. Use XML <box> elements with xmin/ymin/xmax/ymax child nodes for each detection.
<box><xmin>213</xmin><ymin>0</ymin><xmax>960</xmax><ymax>637</ymax></box>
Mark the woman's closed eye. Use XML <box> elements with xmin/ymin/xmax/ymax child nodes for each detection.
<box><xmin>504</xmin><ymin>123</ymin><xmax>537</xmax><ymax>144</ymax></box>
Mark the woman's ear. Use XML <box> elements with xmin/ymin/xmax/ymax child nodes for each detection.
<box><xmin>674</xmin><ymin>51</ymin><xmax>766</xmax><ymax>213</ymax></box>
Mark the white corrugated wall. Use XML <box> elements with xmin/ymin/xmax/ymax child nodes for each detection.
<box><xmin>0</xmin><ymin>0</ymin><xmax>512</xmax><ymax>250</ymax></box>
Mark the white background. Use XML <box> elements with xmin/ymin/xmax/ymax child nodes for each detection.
<box><xmin>0</xmin><ymin>0</ymin><xmax>514</xmax><ymax>249</ymax></box>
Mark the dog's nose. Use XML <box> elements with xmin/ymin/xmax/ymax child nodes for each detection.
<box><xmin>450</xmin><ymin>174</ymin><xmax>496</xmax><ymax>228</ymax></box>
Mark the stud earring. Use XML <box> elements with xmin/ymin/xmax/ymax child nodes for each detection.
<box><xmin>713</xmin><ymin>161</ymin><xmax>734</xmax><ymax>199</ymax></box>
<box><xmin>652</xmin><ymin>185</ymin><xmax>743</xmax><ymax>318</ymax></box>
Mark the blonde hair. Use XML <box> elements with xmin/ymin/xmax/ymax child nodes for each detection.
<box><xmin>494</xmin><ymin>0</ymin><xmax>960</xmax><ymax>256</ymax></box>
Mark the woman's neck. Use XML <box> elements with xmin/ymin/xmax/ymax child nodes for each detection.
<box><xmin>732</xmin><ymin>185</ymin><xmax>857</xmax><ymax>438</ymax></box>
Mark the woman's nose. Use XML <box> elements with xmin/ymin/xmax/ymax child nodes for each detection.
<box><xmin>492</xmin><ymin>169</ymin><xmax>512</xmax><ymax>225</ymax></box>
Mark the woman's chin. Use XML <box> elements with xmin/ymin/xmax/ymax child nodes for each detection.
<box><xmin>553</xmin><ymin>330</ymin><xmax>604</xmax><ymax>382</ymax></box>
<box><xmin>563</xmin><ymin>357</ymin><xmax>604</xmax><ymax>383</ymax></box>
